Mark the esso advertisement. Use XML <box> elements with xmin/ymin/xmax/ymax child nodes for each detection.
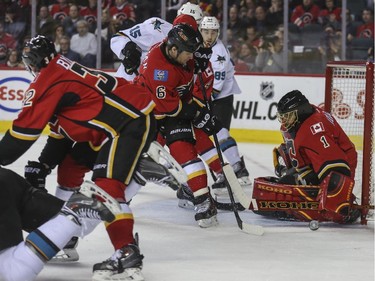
<box><xmin>0</xmin><ymin>71</ymin><xmax>32</xmax><ymax>120</ymax></box>
<box><xmin>232</xmin><ymin>74</ymin><xmax>325</xmax><ymax>130</ymax></box>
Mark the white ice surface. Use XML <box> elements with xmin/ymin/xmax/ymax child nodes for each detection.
<box><xmin>4</xmin><ymin>137</ymin><xmax>374</xmax><ymax>281</ymax></box>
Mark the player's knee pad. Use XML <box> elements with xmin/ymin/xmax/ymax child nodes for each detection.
<box><xmin>318</xmin><ymin>171</ymin><xmax>355</xmax><ymax>222</ymax></box>
<box><xmin>163</xmin><ymin>118</ymin><xmax>195</xmax><ymax>146</ymax></box>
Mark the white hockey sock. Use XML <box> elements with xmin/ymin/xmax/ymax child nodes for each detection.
<box><xmin>124</xmin><ymin>179</ymin><xmax>142</xmax><ymax>203</ymax></box>
<box><xmin>0</xmin><ymin>243</ymin><xmax>44</xmax><ymax>281</ymax></box>
<box><xmin>55</xmin><ymin>185</ymin><xmax>76</xmax><ymax>201</ymax></box>
<box><xmin>217</xmin><ymin>128</ymin><xmax>241</xmax><ymax>166</ymax></box>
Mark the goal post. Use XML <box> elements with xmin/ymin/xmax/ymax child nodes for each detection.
<box><xmin>324</xmin><ymin>61</ymin><xmax>374</xmax><ymax>225</ymax></box>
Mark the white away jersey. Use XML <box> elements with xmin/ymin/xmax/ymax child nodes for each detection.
<box><xmin>210</xmin><ymin>39</ymin><xmax>241</xmax><ymax>100</ymax></box>
<box><xmin>111</xmin><ymin>17</ymin><xmax>172</xmax><ymax>81</ymax></box>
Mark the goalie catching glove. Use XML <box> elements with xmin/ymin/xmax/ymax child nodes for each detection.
<box><xmin>24</xmin><ymin>161</ymin><xmax>51</xmax><ymax>191</ymax></box>
<box><xmin>121</xmin><ymin>41</ymin><xmax>142</xmax><ymax>75</ymax></box>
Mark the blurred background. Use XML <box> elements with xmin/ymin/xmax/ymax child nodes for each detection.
<box><xmin>0</xmin><ymin>0</ymin><xmax>373</xmax><ymax>74</ymax></box>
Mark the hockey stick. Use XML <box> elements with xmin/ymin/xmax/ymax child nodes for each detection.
<box><xmin>197</xmin><ymin>70</ymin><xmax>264</xmax><ymax>236</ymax></box>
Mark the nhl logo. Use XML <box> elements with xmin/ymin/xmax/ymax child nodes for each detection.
<box><xmin>260</xmin><ymin>82</ymin><xmax>274</xmax><ymax>100</ymax></box>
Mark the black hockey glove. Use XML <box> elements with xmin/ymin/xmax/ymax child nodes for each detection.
<box><xmin>193</xmin><ymin>107</ymin><xmax>220</xmax><ymax>135</ymax></box>
<box><xmin>24</xmin><ymin>161</ymin><xmax>51</xmax><ymax>191</ymax></box>
<box><xmin>194</xmin><ymin>46</ymin><xmax>212</xmax><ymax>73</ymax></box>
<box><xmin>121</xmin><ymin>41</ymin><xmax>142</xmax><ymax>75</ymax></box>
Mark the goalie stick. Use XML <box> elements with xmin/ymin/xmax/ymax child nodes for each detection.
<box><xmin>197</xmin><ymin>70</ymin><xmax>264</xmax><ymax>236</ymax></box>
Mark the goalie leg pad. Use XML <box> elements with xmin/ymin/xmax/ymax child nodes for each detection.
<box><xmin>318</xmin><ymin>171</ymin><xmax>356</xmax><ymax>223</ymax></box>
<box><xmin>252</xmin><ymin>177</ymin><xmax>323</xmax><ymax>221</ymax></box>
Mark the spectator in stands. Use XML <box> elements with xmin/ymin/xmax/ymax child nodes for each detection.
<box><xmin>238</xmin><ymin>41</ymin><xmax>256</xmax><ymax>70</ymax></box>
<box><xmin>318</xmin><ymin>0</ymin><xmax>341</xmax><ymax>27</ymax></box>
<box><xmin>49</xmin><ymin>0</ymin><xmax>69</xmax><ymax>23</ymax></box>
<box><xmin>166</xmin><ymin>0</ymin><xmax>185</xmax><ymax>23</ymax></box>
<box><xmin>290</xmin><ymin>0</ymin><xmax>320</xmax><ymax>27</ymax></box>
<box><xmin>255</xmin><ymin>32</ymin><xmax>285</xmax><ymax>72</ymax></box>
<box><xmin>228</xmin><ymin>5</ymin><xmax>247</xmax><ymax>40</ymax></box>
<box><xmin>110</xmin><ymin>0</ymin><xmax>136</xmax><ymax>26</ymax></box>
<box><xmin>354</xmin><ymin>8</ymin><xmax>374</xmax><ymax>39</ymax></box>
<box><xmin>70</xmin><ymin>19</ymin><xmax>97</xmax><ymax>68</ymax></box>
<box><xmin>3</xmin><ymin>49</ymin><xmax>24</xmax><ymax>68</ymax></box>
<box><xmin>62</xmin><ymin>4</ymin><xmax>83</xmax><ymax>37</ymax></box>
<box><xmin>95</xmin><ymin>8</ymin><xmax>115</xmax><ymax>68</ymax></box>
<box><xmin>245</xmin><ymin>25</ymin><xmax>259</xmax><ymax>45</ymax></box>
<box><xmin>0</xmin><ymin>21</ymin><xmax>17</xmax><ymax>64</ymax></box>
<box><xmin>210</xmin><ymin>0</ymin><xmax>224</xmax><ymax>22</ymax></box>
<box><xmin>266</xmin><ymin>0</ymin><xmax>283</xmax><ymax>29</ymax></box>
<box><xmin>37</xmin><ymin>5</ymin><xmax>56</xmax><ymax>39</ymax></box>
<box><xmin>250</xmin><ymin>5</ymin><xmax>274</xmax><ymax>35</ymax></box>
<box><xmin>59</xmin><ymin>35</ymin><xmax>81</xmax><ymax>63</ymax></box>
<box><xmin>80</xmin><ymin>0</ymin><xmax>99</xmax><ymax>33</ymax></box>
<box><xmin>53</xmin><ymin>24</ymin><xmax>65</xmax><ymax>53</ymax></box>
<box><xmin>4</xmin><ymin>5</ymin><xmax>27</xmax><ymax>45</ymax></box>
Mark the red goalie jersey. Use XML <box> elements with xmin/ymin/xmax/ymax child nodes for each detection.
<box><xmin>281</xmin><ymin>105</ymin><xmax>357</xmax><ymax>181</ymax></box>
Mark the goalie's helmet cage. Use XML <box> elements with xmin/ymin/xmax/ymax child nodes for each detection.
<box><xmin>177</xmin><ymin>2</ymin><xmax>204</xmax><ymax>24</ymax></box>
<box><xmin>277</xmin><ymin>90</ymin><xmax>314</xmax><ymax>130</ymax></box>
<box><xmin>22</xmin><ymin>35</ymin><xmax>57</xmax><ymax>76</ymax></box>
<box><xmin>166</xmin><ymin>24</ymin><xmax>201</xmax><ymax>54</ymax></box>
<box><xmin>199</xmin><ymin>16</ymin><xmax>221</xmax><ymax>44</ymax></box>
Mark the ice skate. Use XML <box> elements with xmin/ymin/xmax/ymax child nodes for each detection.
<box><xmin>134</xmin><ymin>153</ymin><xmax>181</xmax><ymax>190</ymax></box>
<box><xmin>176</xmin><ymin>184</ymin><xmax>196</xmax><ymax>209</ymax></box>
<box><xmin>233</xmin><ymin>156</ymin><xmax>251</xmax><ymax>186</ymax></box>
<box><xmin>92</xmin><ymin>235</ymin><xmax>144</xmax><ymax>281</ymax></box>
<box><xmin>211</xmin><ymin>173</ymin><xmax>227</xmax><ymax>196</ymax></box>
<box><xmin>194</xmin><ymin>194</ymin><xmax>218</xmax><ymax>228</ymax></box>
<box><xmin>50</xmin><ymin>236</ymin><xmax>79</xmax><ymax>263</ymax></box>
<box><xmin>60</xmin><ymin>191</ymin><xmax>115</xmax><ymax>225</ymax></box>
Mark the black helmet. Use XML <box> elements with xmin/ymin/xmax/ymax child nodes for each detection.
<box><xmin>166</xmin><ymin>24</ymin><xmax>200</xmax><ymax>54</ymax></box>
<box><xmin>277</xmin><ymin>90</ymin><xmax>314</xmax><ymax>130</ymax></box>
<box><xmin>22</xmin><ymin>35</ymin><xmax>57</xmax><ymax>76</ymax></box>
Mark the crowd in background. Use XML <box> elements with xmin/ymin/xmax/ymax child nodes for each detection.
<box><xmin>0</xmin><ymin>0</ymin><xmax>373</xmax><ymax>73</ymax></box>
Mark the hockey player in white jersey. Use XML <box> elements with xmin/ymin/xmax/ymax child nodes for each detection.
<box><xmin>198</xmin><ymin>16</ymin><xmax>250</xmax><ymax>194</ymax></box>
<box><xmin>110</xmin><ymin>2</ymin><xmax>203</xmax><ymax>80</ymax></box>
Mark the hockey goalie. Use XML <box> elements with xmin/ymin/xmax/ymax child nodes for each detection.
<box><xmin>251</xmin><ymin>90</ymin><xmax>360</xmax><ymax>224</ymax></box>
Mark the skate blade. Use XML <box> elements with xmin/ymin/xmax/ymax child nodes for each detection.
<box><xmin>92</xmin><ymin>268</ymin><xmax>144</xmax><ymax>281</ymax></box>
<box><xmin>197</xmin><ymin>215</ymin><xmax>218</xmax><ymax>228</ymax></box>
<box><xmin>49</xmin><ymin>248</ymin><xmax>79</xmax><ymax>263</ymax></box>
<box><xmin>178</xmin><ymin>199</ymin><xmax>195</xmax><ymax>210</ymax></box>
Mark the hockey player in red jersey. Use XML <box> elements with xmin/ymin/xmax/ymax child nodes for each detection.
<box><xmin>251</xmin><ymin>90</ymin><xmax>360</xmax><ymax>223</ymax></box>
<box><xmin>0</xmin><ymin>35</ymin><xmax>154</xmax><ymax>281</ymax></box>
<box><xmin>134</xmin><ymin>23</ymin><xmax>224</xmax><ymax>228</ymax></box>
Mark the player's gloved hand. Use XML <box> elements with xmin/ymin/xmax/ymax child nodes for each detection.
<box><xmin>192</xmin><ymin>107</ymin><xmax>220</xmax><ymax>135</ymax></box>
<box><xmin>194</xmin><ymin>46</ymin><xmax>212</xmax><ymax>73</ymax></box>
<box><xmin>24</xmin><ymin>161</ymin><xmax>51</xmax><ymax>191</ymax></box>
<box><xmin>121</xmin><ymin>41</ymin><xmax>142</xmax><ymax>75</ymax></box>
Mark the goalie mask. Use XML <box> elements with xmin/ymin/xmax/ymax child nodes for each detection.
<box><xmin>199</xmin><ymin>16</ymin><xmax>220</xmax><ymax>46</ymax></box>
<box><xmin>22</xmin><ymin>35</ymin><xmax>57</xmax><ymax>77</ymax></box>
<box><xmin>177</xmin><ymin>2</ymin><xmax>204</xmax><ymax>24</ymax></box>
<box><xmin>277</xmin><ymin>90</ymin><xmax>314</xmax><ymax>130</ymax></box>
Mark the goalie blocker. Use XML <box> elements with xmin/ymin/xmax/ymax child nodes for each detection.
<box><xmin>250</xmin><ymin>172</ymin><xmax>359</xmax><ymax>223</ymax></box>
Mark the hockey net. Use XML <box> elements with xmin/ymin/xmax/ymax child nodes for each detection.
<box><xmin>324</xmin><ymin>61</ymin><xmax>374</xmax><ymax>225</ymax></box>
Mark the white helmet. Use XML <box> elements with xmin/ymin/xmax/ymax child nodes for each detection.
<box><xmin>177</xmin><ymin>2</ymin><xmax>204</xmax><ymax>24</ymax></box>
<box><xmin>199</xmin><ymin>16</ymin><xmax>220</xmax><ymax>44</ymax></box>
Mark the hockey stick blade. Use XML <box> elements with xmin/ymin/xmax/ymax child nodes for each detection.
<box><xmin>80</xmin><ymin>181</ymin><xmax>122</xmax><ymax>215</ymax></box>
<box><xmin>147</xmin><ymin>141</ymin><xmax>188</xmax><ymax>184</ymax></box>
<box><xmin>222</xmin><ymin>164</ymin><xmax>264</xmax><ymax>236</ymax></box>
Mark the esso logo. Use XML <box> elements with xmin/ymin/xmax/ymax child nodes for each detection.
<box><xmin>0</xmin><ymin>77</ymin><xmax>31</xmax><ymax>113</ymax></box>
